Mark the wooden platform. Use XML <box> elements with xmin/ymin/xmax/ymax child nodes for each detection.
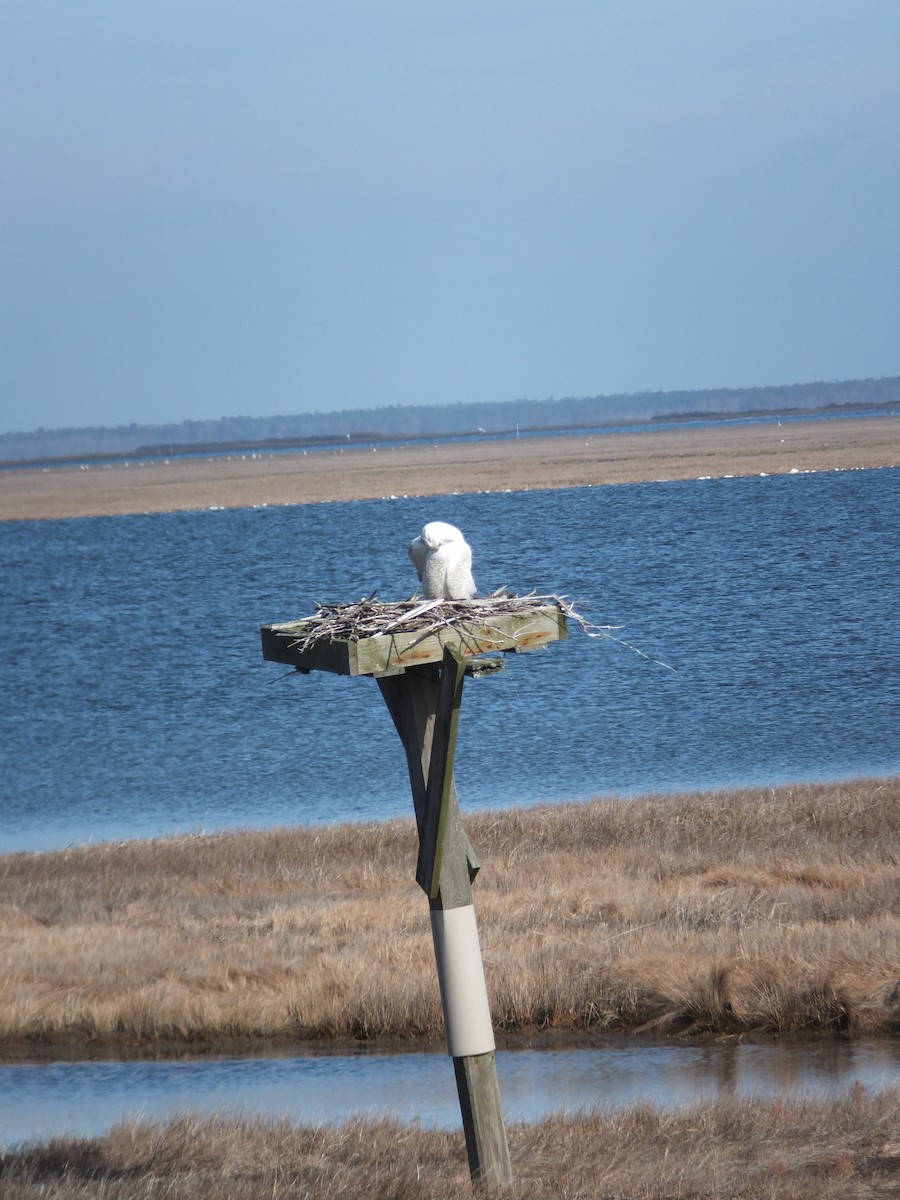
<box><xmin>260</xmin><ymin>599</ymin><xmax>568</xmax><ymax>677</ymax></box>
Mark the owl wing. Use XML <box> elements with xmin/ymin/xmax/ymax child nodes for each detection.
<box><xmin>407</xmin><ymin>535</ymin><xmax>429</xmax><ymax>582</ymax></box>
<box><xmin>421</xmin><ymin>544</ymin><xmax>450</xmax><ymax>598</ymax></box>
<box><xmin>443</xmin><ymin>541</ymin><xmax>476</xmax><ymax>599</ymax></box>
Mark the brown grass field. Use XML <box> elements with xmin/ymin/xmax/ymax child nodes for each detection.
<box><xmin>3</xmin><ymin>1092</ymin><xmax>900</xmax><ymax>1198</ymax></box>
<box><xmin>2</xmin><ymin>414</ymin><xmax>898</xmax><ymax>520</ymax></box>
<box><xmin>2</xmin><ymin>777</ymin><xmax>898</xmax><ymax>1057</ymax></box>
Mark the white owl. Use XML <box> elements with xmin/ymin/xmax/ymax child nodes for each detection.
<box><xmin>407</xmin><ymin>521</ymin><xmax>477</xmax><ymax>600</ymax></box>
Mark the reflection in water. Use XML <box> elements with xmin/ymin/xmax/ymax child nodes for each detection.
<box><xmin>2</xmin><ymin>1039</ymin><xmax>899</xmax><ymax>1148</ymax></box>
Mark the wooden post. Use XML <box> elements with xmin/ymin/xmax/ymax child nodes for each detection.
<box><xmin>261</xmin><ymin>599</ymin><xmax>568</xmax><ymax>1188</ymax></box>
<box><xmin>378</xmin><ymin>649</ymin><xmax>513</xmax><ymax>1189</ymax></box>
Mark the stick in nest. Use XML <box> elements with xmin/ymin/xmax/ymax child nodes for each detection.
<box><xmin>282</xmin><ymin>593</ymin><xmax>674</xmax><ymax>671</ymax></box>
<box><xmin>289</xmin><ymin>593</ymin><xmax>554</xmax><ymax>644</ymax></box>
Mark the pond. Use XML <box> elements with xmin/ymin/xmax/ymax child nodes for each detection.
<box><xmin>3</xmin><ymin>1038</ymin><xmax>898</xmax><ymax>1148</ymax></box>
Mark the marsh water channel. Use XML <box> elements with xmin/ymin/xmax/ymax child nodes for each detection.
<box><xmin>3</xmin><ymin>1038</ymin><xmax>899</xmax><ymax>1148</ymax></box>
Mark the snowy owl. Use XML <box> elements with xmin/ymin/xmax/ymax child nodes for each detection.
<box><xmin>407</xmin><ymin>522</ymin><xmax>477</xmax><ymax>600</ymax></box>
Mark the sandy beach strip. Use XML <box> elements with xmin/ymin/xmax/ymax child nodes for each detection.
<box><xmin>1</xmin><ymin>415</ymin><xmax>898</xmax><ymax>521</ymax></box>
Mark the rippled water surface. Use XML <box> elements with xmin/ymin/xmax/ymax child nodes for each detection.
<box><xmin>2</xmin><ymin>1039</ymin><xmax>898</xmax><ymax>1148</ymax></box>
<box><xmin>2</xmin><ymin>467</ymin><xmax>898</xmax><ymax>851</ymax></box>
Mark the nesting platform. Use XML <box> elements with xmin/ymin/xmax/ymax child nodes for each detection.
<box><xmin>258</xmin><ymin>592</ymin><xmax>574</xmax><ymax>1187</ymax></box>
<box><xmin>260</xmin><ymin>595</ymin><xmax>568</xmax><ymax>677</ymax></box>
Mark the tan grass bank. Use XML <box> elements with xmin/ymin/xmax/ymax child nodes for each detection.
<box><xmin>3</xmin><ymin>1092</ymin><xmax>900</xmax><ymax>1199</ymax></box>
<box><xmin>2</xmin><ymin>415</ymin><xmax>898</xmax><ymax>520</ymax></box>
<box><xmin>1</xmin><ymin>777</ymin><xmax>898</xmax><ymax>1057</ymax></box>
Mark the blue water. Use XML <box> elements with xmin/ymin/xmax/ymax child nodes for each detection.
<box><xmin>2</xmin><ymin>1039</ymin><xmax>898</xmax><ymax>1148</ymax></box>
<box><xmin>2</xmin><ymin>467</ymin><xmax>898</xmax><ymax>853</ymax></box>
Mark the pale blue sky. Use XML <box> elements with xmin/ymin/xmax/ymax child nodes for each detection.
<box><xmin>2</xmin><ymin>1</ymin><xmax>899</xmax><ymax>435</ymax></box>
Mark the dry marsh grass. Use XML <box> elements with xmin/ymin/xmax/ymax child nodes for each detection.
<box><xmin>3</xmin><ymin>1090</ymin><xmax>900</xmax><ymax>1198</ymax></box>
<box><xmin>1</xmin><ymin>777</ymin><xmax>898</xmax><ymax>1052</ymax></box>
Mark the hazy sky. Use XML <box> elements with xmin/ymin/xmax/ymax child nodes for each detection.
<box><xmin>3</xmin><ymin>1</ymin><xmax>899</xmax><ymax>435</ymax></box>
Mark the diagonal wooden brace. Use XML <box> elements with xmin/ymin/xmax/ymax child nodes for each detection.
<box><xmin>416</xmin><ymin>646</ymin><xmax>466</xmax><ymax>898</ymax></box>
<box><xmin>376</xmin><ymin>665</ymin><xmax>479</xmax><ymax>904</ymax></box>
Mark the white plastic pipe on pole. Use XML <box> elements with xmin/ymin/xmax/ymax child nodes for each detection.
<box><xmin>430</xmin><ymin>904</ymin><xmax>495</xmax><ymax>1058</ymax></box>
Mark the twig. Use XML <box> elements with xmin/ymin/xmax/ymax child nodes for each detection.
<box><xmin>283</xmin><ymin>593</ymin><xmax>676</xmax><ymax>673</ymax></box>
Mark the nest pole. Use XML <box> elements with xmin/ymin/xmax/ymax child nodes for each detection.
<box><xmin>261</xmin><ymin>597</ymin><xmax>570</xmax><ymax>1189</ymax></box>
<box><xmin>378</xmin><ymin>646</ymin><xmax>513</xmax><ymax>1190</ymax></box>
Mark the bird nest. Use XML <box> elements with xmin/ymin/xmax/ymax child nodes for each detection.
<box><xmin>260</xmin><ymin>593</ymin><xmax>669</xmax><ymax>677</ymax></box>
<box><xmin>285</xmin><ymin>592</ymin><xmax>582</xmax><ymax>654</ymax></box>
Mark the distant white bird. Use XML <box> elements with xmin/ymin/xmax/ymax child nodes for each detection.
<box><xmin>407</xmin><ymin>521</ymin><xmax>477</xmax><ymax>600</ymax></box>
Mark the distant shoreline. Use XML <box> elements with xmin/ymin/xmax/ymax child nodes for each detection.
<box><xmin>1</xmin><ymin>414</ymin><xmax>898</xmax><ymax>521</ymax></box>
<box><xmin>4</xmin><ymin>399</ymin><xmax>895</xmax><ymax>469</ymax></box>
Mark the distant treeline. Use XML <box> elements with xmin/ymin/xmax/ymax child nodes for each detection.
<box><xmin>3</xmin><ymin>375</ymin><xmax>898</xmax><ymax>463</ymax></box>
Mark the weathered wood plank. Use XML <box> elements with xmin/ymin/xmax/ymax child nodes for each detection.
<box><xmin>416</xmin><ymin>648</ymin><xmax>466</xmax><ymax>899</ymax></box>
<box><xmin>261</xmin><ymin>603</ymin><xmax>567</xmax><ymax>676</ymax></box>
<box><xmin>378</xmin><ymin>657</ymin><xmax>511</xmax><ymax>1187</ymax></box>
<box><xmin>454</xmin><ymin>1052</ymin><xmax>513</xmax><ymax>1187</ymax></box>
<box><xmin>259</xmin><ymin>624</ymin><xmax>359</xmax><ymax>674</ymax></box>
<box><xmin>377</xmin><ymin>666</ymin><xmax>479</xmax><ymax>888</ymax></box>
<box><xmin>377</xmin><ymin>669</ymin><xmax>433</xmax><ymax>833</ymax></box>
